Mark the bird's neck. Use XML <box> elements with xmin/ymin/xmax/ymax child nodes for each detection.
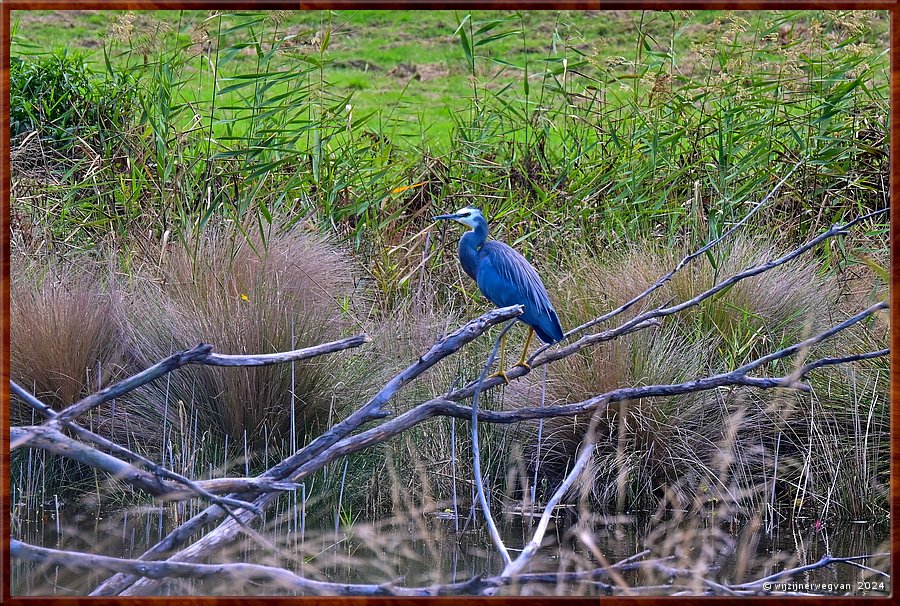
<box><xmin>458</xmin><ymin>224</ymin><xmax>487</xmax><ymax>280</ymax></box>
<box><xmin>464</xmin><ymin>220</ymin><xmax>488</xmax><ymax>248</ymax></box>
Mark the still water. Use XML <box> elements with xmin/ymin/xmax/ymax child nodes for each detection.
<box><xmin>11</xmin><ymin>499</ymin><xmax>891</xmax><ymax>596</ymax></box>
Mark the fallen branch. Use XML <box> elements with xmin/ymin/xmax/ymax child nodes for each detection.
<box><xmin>529</xmin><ymin>206</ymin><xmax>888</xmax><ymax>367</ymax></box>
<box><xmin>108</xmin><ymin>301</ymin><xmax>886</xmax><ymax>596</ymax></box>
<box><xmin>13</xmin><ymin>539</ymin><xmax>411</xmax><ymax>596</ymax></box>
<box><xmin>278</xmin><ymin>308</ymin><xmax>887</xmax><ymax>482</ymax></box>
<box><xmin>10</xmin><ymin>380</ymin><xmax>261</xmax><ymax>514</ymax></box>
<box><xmin>52</xmin><ymin>333</ymin><xmax>371</xmax><ymax>425</ymax></box>
<box><xmin>559</xmin><ymin>158</ymin><xmax>804</xmax><ymax>339</ymax></box>
<box><xmin>14</xmin><ymin>539</ymin><xmax>886</xmax><ymax>596</ymax></box>
<box><xmin>9</xmin><ymin>425</ymin><xmax>296</xmax><ymax>504</ymax></box>
<box><xmin>730</xmin><ymin>553</ymin><xmax>892</xmax><ymax>591</ymax></box>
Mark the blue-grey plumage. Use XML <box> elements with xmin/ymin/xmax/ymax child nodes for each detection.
<box><xmin>433</xmin><ymin>206</ymin><xmax>564</xmax><ymax>378</ymax></box>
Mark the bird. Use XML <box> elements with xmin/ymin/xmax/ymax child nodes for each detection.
<box><xmin>433</xmin><ymin>206</ymin><xmax>564</xmax><ymax>383</ymax></box>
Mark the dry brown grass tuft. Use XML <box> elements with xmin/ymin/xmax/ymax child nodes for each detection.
<box><xmin>10</xmin><ymin>251</ymin><xmax>174</xmax><ymax>472</ymax></box>
<box><xmin>11</xmin><ymin>256</ymin><xmax>125</xmax><ymax>412</ymax></box>
<box><xmin>118</xmin><ymin>225</ymin><xmax>365</xmax><ymax>457</ymax></box>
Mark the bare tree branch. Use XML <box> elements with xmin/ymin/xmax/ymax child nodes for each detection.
<box><xmin>500</xmin><ymin>443</ymin><xmax>595</xmax><ymax>580</ymax></box>
<box><xmin>468</xmin><ymin>319</ymin><xmax>519</xmax><ymax>566</ymax></box>
<box><xmin>194</xmin><ymin>478</ymin><xmax>301</xmax><ymax>495</ymax></box>
<box><xmin>9</xmin><ymin>425</ymin><xmax>263</xmax><ymax>512</ymax></box>
<box><xmin>199</xmin><ymin>334</ymin><xmax>371</xmax><ymax>366</ymax></box>
<box><xmin>792</xmin><ymin>349</ymin><xmax>889</xmax><ymax>376</ymax></box>
<box><xmin>51</xmin><ymin>334</ymin><xmax>371</xmax><ymax>425</ymax></box>
<box><xmin>278</xmin><ymin>313</ymin><xmax>887</xmax><ymax>484</ymax></box>
<box><xmin>559</xmin><ymin>158</ymin><xmax>805</xmax><ymax>339</ymax></box>
<box><xmin>732</xmin><ymin>301</ymin><xmax>886</xmax><ymax>376</ymax></box>
<box><xmin>52</xmin><ymin>344</ymin><xmax>213</xmax><ymax>425</ymax></box>
<box><xmin>10</xmin><ymin>380</ymin><xmax>263</xmax><ymax>514</ymax></box>
<box><xmin>529</xmin><ymin>206</ymin><xmax>888</xmax><ymax>366</ymax></box>
<box><xmin>731</xmin><ymin>553</ymin><xmax>891</xmax><ymax>589</ymax></box>
<box><xmin>13</xmin><ymin>539</ymin><xmax>407</xmax><ymax>596</ymax></box>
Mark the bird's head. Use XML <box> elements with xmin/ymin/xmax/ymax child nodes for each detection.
<box><xmin>432</xmin><ymin>206</ymin><xmax>485</xmax><ymax>230</ymax></box>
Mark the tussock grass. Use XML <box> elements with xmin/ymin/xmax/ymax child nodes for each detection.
<box><xmin>11</xmin><ymin>224</ymin><xmax>375</xmax><ymax>483</ymax></box>
<box><xmin>116</xmin><ymin>224</ymin><xmax>372</xmax><ymax>466</ymax></box>
<box><xmin>11</xmin><ymin>255</ymin><xmax>125</xmax><ymax>413</ymax></box>
<box><xmin>9</xmin><ymin>251</ymin><xmax>171</xmax><ymax>499</ymax></box>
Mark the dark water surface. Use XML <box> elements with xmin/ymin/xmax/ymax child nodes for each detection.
<box><xmin>11</xmin><ymin>500</ymin><xmax>891</xmax><ymax>596</ymax></box>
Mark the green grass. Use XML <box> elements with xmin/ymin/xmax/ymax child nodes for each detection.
<box><xmin>12</xmin><ymin>10</ymin><xmax>889</xmax><ymax>146</ymax></box>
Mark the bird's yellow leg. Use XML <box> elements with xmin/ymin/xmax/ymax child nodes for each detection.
<box><xmin>513</xmin><ymin>327</ymin><xmax>534</xmax><ymax>370</ymax></box>
<box><xmin>487</xmin><ymin>332</ymin><xmax>510</xmax><ymax>385</ymax></box>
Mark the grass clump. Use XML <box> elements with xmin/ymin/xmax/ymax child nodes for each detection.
<box><xmin>9</xmin><ymin>252</ymin><xmax>171</xmax><ymax>500</ymax></box>
<box><xmin>118</xmin><ymin>224</ymin><xmax>371</xmax><ymax>464</ymax></box>
<box><xmin>10</xmin><ymin>255</ymin><xmax>125</xmax><ymax>414</ymax></box>
<box><xmin>11</xmin><ymin>223</ymin><xmax>377</xmax><ymax>493</ymax></box>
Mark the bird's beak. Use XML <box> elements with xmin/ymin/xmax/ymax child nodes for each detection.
<box><xmin>432</xmin><ymin>213</ymin><xmax>463</xmax><ymax>221</ymax></box>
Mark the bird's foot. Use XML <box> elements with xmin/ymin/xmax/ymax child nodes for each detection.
<box><xmin>513</xmin><ymin>361</ymin><xmax>532</xmax><ymax>372</ymax></box>
<box><xmin>486</xmin><ymin>370</ymin><xmax>510</xmax><ymax>385</ymax></box>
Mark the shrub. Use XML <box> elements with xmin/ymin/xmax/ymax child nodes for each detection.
<box><xmin>10</xmin><ymin>50</ymin><xmax>138</xmax><ymax>149</ymax></box>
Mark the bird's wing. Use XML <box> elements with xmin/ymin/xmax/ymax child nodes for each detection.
<box><xmin>476</xmin><ymin>241</ymin><xmax>556</xmax><ymax>320</ymax></box>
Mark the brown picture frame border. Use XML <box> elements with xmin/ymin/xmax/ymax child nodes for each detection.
<box><xmin>0</xmin><ymin>2</ymin><xmax>896</xmax><ymax>603</ymax></box>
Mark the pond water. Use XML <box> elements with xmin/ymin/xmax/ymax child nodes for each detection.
<box><xmin>11</xmin><ymin>499</ymin><xmax>891</xmax><ymax>596</ymax></box>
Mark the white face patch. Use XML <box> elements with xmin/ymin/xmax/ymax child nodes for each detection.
<box><xmin>453</xmin><ymin>206</ymin><xmax>483</xmax><ymax>229</ymax></box>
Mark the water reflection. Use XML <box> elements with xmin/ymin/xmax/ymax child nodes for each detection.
<box><xmin>11</xmin><ymin>501</ymin><xmax>891</xmax><ymax>596</ymax></box>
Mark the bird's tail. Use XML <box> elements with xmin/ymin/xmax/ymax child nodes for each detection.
<box><xmin>534</xmin><ymin>309</ymin><xmax>564</xmax><ymax>344</ymax></box>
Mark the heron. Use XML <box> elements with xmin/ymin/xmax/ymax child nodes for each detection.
<box><xmin>433</xmin><ymin>206</ymin><xmax>564</xmax><ymax>383</ymax></box>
